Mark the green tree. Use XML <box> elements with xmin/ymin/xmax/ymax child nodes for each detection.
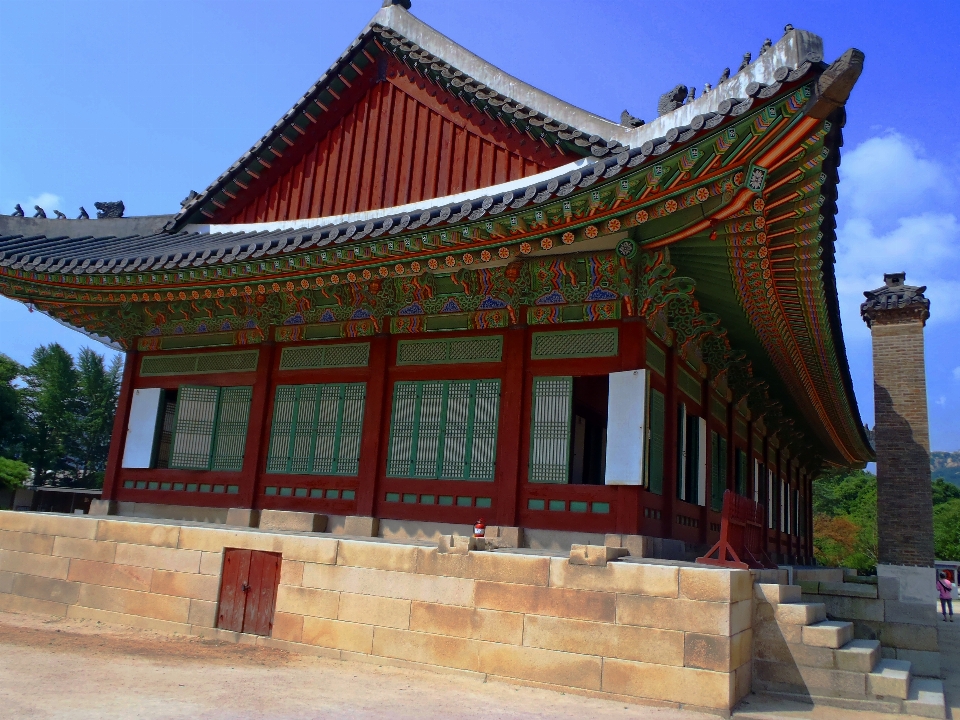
<box><xmin>21</xmin><ymin>344</ymin><xmax>80</xmax><ymax>485</ymax></box>
<box><xmin>812</xmin><ymin>469</ymin><xmax>878</xmax><ymax>573</ymax></box>
<box><xmin>934</xmin><ymin>499</ymin><xmax>960</xmax><ymax>561</ymax></box>
<box><xmin>932</xmin><ymin>477</ymin><xmax>960</xmax><ymax>506</ymax></box>
<box><xmin>73</xmin><ymin>348</ymin><xmax>122</xmax><ymax>487</ymax></box>
<box><xmin>0</xmin><ymin>457</ymin><xmax>30</xmax><ymax>489</ymax></box>
<box><xmin>0</xmin><ymin>354</ymin><xmax>25</xmax><ymax>458</ymax></box>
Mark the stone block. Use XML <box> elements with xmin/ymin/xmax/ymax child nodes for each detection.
<box><xmin>374</xmin><ymin>626</ymin><xmax>482</xmax><ymax>672</ymax></box>
<box><xmin>885</xmin><ymin>600</ymin><xmax>938</xmax><ymax>625</ymax></box>
<box><xmin>114</xmin><ymin>543</ymin><xmax>202</xmax><ymax>574</ymax></box>
<box><xmin>0</xmin><ymin>549</ymin><xmax>70</xmax><ymax>580</ymax></box>
<box><xmin>795</xmin><ymin>568</ymin><xmax>844</xmax><ymax>584</ymax></box>
<box><xmin>343</xmin><ymin>516</ymin><xmax>379</xmax><ymax>537</ymax></box>
<box><xmin>548</xmin><ymin>557</ymin><xmax>678</xmax><ymax>597</ymax></box>
<box><xmin>271</xmin><ymin>612</ymin><xmax>304</xmax><ymax>643</ymax></box>
<box><xmin>409</xmin><ymin>602</ymin><xmax>522</xmax><ymax>645</ymax></box>
<box><xmin>336</xmin><ymin>539</ymin><xmax>418</xmax><ymax>573</ymax></box>
<box><xmin>175</xmin><ymin>526</ymin><xmax>281</xmax><ymax>554</ymax></box>
<box><xmin>617</xmin><ymin>594</ymin><xmax>744</xmax><ymax>635</ymax></box>
<box><xmin>11</xmin><ymin>573</ymin><xmax>81</xmax><ymax>605</ymax></box>
<box><xmin>798</xmin><ymin>579</ymin><xmax>820</xmax><ymax>594</ymax></box>
<box><xmin>877</xmin><ymin>564</ymin><xmax>936</xmax><ymax>604</ymax></box>
<box><xmin>878</xmin><ymin>621</ymin><xmax>939</xmax><ymax>651</ymax></box>
<box><xmin>96</xmin><ymin>520</ymin><xmax>181</xmax><ymax>548</ymax></box>
<box><xmin>88</xmin><ymin>499</ymin><xmax>117</xmax><ymax>516</ymax></box>
<box><xmin>788</xmin><ymin>641</ymin><xmax>837</xmax><ymax>669</ymax></box>
<box><xmin>475</xmin><ymin>581</ymin><xmax>615</xmax><ymax>623</ymax></box>
<box><xmin>877</xmin><ymin>575</ymin><xmax>899</xmax><ymax>600</ymax></box>
<box><xmin>819</xmin><ymin>581</ymin><xmax>878</xmax><ymax>599</ymax></box>
<box><xmin>274</xmin><ymin>584</ymin><xmax>340</xmax><ymax>619</ymax></box>
<box><xmin>258</xmin><ymin>510</ymin><xmax>327</xmax><ymax>533</ymax></box>
<box><xmin>835</xmin><ymin>639</ymin><xmax>880</xmax><ymax>673</ymax></box>
<box><xmin>601</xmin><ymin>658</ymin><xmax>734</xmax><ymax>709</ymax></box>
<box><xmin>753</xmin><ymin>568</ymin><xmax>789</xmax><ymax>585</ymax></box>
<box><xmin>569</xmin><ymin>544</ymin><xmax>628</xmax><ymax>567</ymax></box>
<box><xmin>67</xmin><ymin>558</ymin><xmax>153</xmax><ymax>592</ymax></box>
<box><xmin>275</xmin><ymin>536</ymin><xmax>340</xmax><ymax>565</ymax></box>
<box><xmin>0</xmin><ymin>529</ymin><xmax>55</xmax><ymax>555</ymax></box>
<box><xmin>802</xmin><ymin>620</ymin><xmax>854</xmax><ymax>648</ymax></box>
<box><xmin>604</xmin><ymin>533</ymin><xmax>655</xmax><ymax>558</ymax></box>
<box><xmin>0</xmin><ymin>590</ymin><xmax>68</xmax><ymax>617</ymax></box>
<box><xmin>755</xmin><ymin>583</ymin><xmax>801</xmax><ymax>605</ymax></box>
<box><xmin>735</xmin><ymin>662</ymin><xmax>753</xmax><ymax>702</ymax></box>
<box><xmin>478</xmin><ymin>641</ymin><xmax>602</xmax><ymax>691</ymax></box>
<box><xmin>775</xmin><ymin>602</ymin><xmax>826</xmax><ymax>625</ymax></box>
<box><xmin>753</xmin><ymin>622</ymin><xmax>794</xmax><ymax>664</ymax></box>
<box><xmin>279</xmin><ymin>559</ymin><xmax>304</xmax><ymax>587</ymax></box>
<box><xmin>300</xmin><ymin>616</ymin><xmax>373</xmax><ymax>654</ymax></box>
<box><xmin>65</xmin><ymin>604</ymin><xmax>191</xmax><ymax>635</ymax></box>
<box><xmin>881</xmin><ymin>645</ymin><xmax>897</xmax><ymax>659</ymax></box>
<box><xmin>187</xmin><ymin>598</ymin><xmax>217</xmax><ymax>627</ymax></box>
<box><xmin>225</xmin><ymin>508</ymin><xmax>260</xmax><ymax>528</ymax></box>
<box><xmin>654</xmin><ymin>538</ymin><xmax>686</xmax><ymax>561</ymax></box>
<box><xmin>896</xmin><ymin>648</ymin><xmax>940</xmax><ymax>678</ymax></box>
<box><xmin>338</xmin><ymin>592</ymin><xmax>411</xmax><ymax>629</ymax></box>
<box><xmin>867</xmin><ymin>659</ymin><xmax>911</xmax><ymax>699</ymax></box>
<box><xmin>684</xmin><ymin>631</ymin><xmax>748</xmax><ymax>671</ymax></box>
<box><xmin>0</xmin><ymin>512</ymin><xmax>98</xmax><ymax>540</ymax></box>
<box><xmin>198</xmin><ymin>552</ymin><xmax>222</xmax><ymax>576</ymax></box>
<box><xmin>465</xmin><ymin>552</ymin><xmax>550</xmax><ymax>586</ymax></box>
<box><xmin>302</xmin><ymin>561</ymin><xmax>475</xmax><ymax>607</ymax></box>
<box><xmin>150</xmin><ymin>570</ymin><xmax>219</xmax><ymax>601</ymax></box>
<box><xmin>485</xmin><ymin>525</ymin><xmax>522</xmax><ymax>548</ymax></box>
<box><xmin>437</xmin><ymin>535</ymin><xmax>475</xmax><ymax>554</ymax></box>
<box><xmin>76</xmin><ymin>583</ymin><xmax>191</xmax><ymax>623</ymax></box>
<box><xmin>903</xmin><ymin>678</ymin><xmax>946</xmax><ymax>719</ymax></box>
<box><xmin>680</xmin><ymin>567</ymin><xmax>752</xmax><ymax>602</ymax></box>
<box><xmin>813</xmin><ymin>593</ymin><xmax>886</xmax><ymax>622</ymax></box>
<box><xmin>52</xmin><ymin>536</ymin><xmax>117</xmax><ymax>563</ymax></box>
<box><xmin>0</xmin><ymin>570</ymin><xmax>14</xmax><ymax>594</ymax></box>
<box><xmin>754</xmin><ymin>659</ymin><xmax>866</xmax><ymax>698</ymax></box>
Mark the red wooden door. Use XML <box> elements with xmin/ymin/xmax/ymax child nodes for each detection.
<box><xmin>217</xmin><ymin>548</ymin><xmax>282</xmax><ymax>636</ymax></box>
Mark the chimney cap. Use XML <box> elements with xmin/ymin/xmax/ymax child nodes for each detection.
<box><xmin>861</xmin><ymin>272</ymin><xmax>930</xmax><ymax>327</ymax></box>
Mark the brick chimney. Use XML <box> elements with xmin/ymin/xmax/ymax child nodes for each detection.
<box><xmin>861</xmin><ymin>272</ymin><xmax>933</xmax><ymax>567</ymax></box>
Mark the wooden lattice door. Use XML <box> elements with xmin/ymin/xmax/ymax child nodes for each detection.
<box><xmin>217</xmin><ymin>548</ymin><xmax>282</xmax><ymax>636</ymax></box>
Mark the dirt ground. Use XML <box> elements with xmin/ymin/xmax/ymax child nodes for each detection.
<box><xmin>0</xmin><ymin>610</ymin><xmax>956</xmax><ymax>720</ymax></box>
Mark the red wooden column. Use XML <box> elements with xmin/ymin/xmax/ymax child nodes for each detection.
<box><xmin>356</xmin><ymin>333</ymin><xmax>390</xmax><ymax>518</ymax></box>
<box><xmin>102</xmin><ymin>348</ymin><xmax>139</xmax><ymax>501</ymax></box>
<box><xmin>494</xmin><ymin>324</ymin><xmax>527</xmax><ymax>528</ymax></box>
<box><xmin>616</xmin><ymin>317</ymin><xmax>644</xmax><ymax>535</ymax></box>
<box><xmin>238</xmin><ymin>339</ymin><xmax>276</xmax><ymax>510</ymax></box>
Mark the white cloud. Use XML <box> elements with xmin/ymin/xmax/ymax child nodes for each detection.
<box><xmin>835</xmin><ymin>133</ymin><xmax>960</xmax><ymax>339</ymax></box>
<box><xmin>936</xmin><ymin>396</ymin><xmax>947</xmax><ymax>406</ymax></box>
<box><xmin>26</xmin><ymin>192</ymin><xmax>63</xmax><ymax>215</ymax></box>
<box><xmin>954</xmin><ymin>367</ymin><xmax>960</xmax><ymax>381</ymax></box>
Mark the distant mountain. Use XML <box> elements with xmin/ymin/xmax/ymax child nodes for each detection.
<box><xmin>932</xmin><ymin>451</ymin><xmax>960</xmax><ymax>488</ymax></box>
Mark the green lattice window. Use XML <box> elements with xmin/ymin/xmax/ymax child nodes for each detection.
<box><xmin>646</xmin><ymin>388</ymin><xmax>665</xmax><ymax>494</ymax></box>
<box><xmin>266</xmin><ymin>383</ymin><xmax>366</xmax><ymax>475</ymax></box>
<box><xmin>530</xmin><ymin>328</ymin><xmax>618</xmax><ymax>360</ymax></box>
<box><xmin>387</xmin><ymin>380</ymin><xmax>501</xmax><ymax>480</ymax></box>
<box><xmin>528</xmin><ymin>377</ymin><xmax>573</xmax><ymax>483</ymax></box>
<box><xmin>396</xmin><ymin>337</ymin><xmax>503</xmax><ymax>365</ymax></box>
<box><xmin>735</xmin><ymin>448</ymin><xmax>748</xmax><ymax>496</ymax></box>
<box><xmin>169</xmin><ymin>386</ymin><xmax>252</xmax><ymax>471</ymax></box>
<box><xmin>676</xmin><ymin>403</ymin><xmax>706</xmax><ymax>506</ymax></box>
<box><xmin>710</xmin><ymin>431</ymin><xmax>728</xmax><ymax>512</ymax></box>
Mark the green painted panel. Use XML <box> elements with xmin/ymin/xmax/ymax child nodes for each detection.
<box><xmin>210</xmin><ymin>386</ymin><xmax>252</xmax><ymax>471</ymax></box>
<box><xmin>530</xmin><ymin>328</ymin><xmax>618</xmax><ymax>360</ymax></box>
<box><xmin>646</xmin><ymin>340</ymin><xmax>667</xmax><ymax>377</ymax></box>
<box><xmin>278</xmin><ymin>343</ymin><xmax>370</xmax><ymax>370</ymax></box>
<box><xmin>140</xmin><ymin>350</ymin><xmax>259</xmax><ymax>377</ymax></box>
<box><xmin>678</xmin><ymin>367</ymin><xmax>702</xmax><ymax>405</ymax></box>
<box><xmin>647</xmin><ymin>388</ymin><xmax>665</xmax><ymax>495</ymax></box>
<box><xmin>161</xmin><ymin>332</ymin><xmax>237</xmax><ymax>350</ymax></box>
<box><xmin>169</xmin><ymin>386</ymin><xmax>218</xmax><ymax>470</ymax></box>
<box><xmin>528</xmin><ymin>376</ymin><xmax>572</xmax><ymax>484</ymax></box>
<box><xmin>396</xmin><ymin>336</ymin><xmax>503</xmax><ymax>365</ymax></box>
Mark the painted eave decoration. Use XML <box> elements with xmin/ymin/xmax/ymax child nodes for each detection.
<box><xmin>0</xmin><ymin>4</ymin><xmax>871</xmax><ymax>468</ymax></box>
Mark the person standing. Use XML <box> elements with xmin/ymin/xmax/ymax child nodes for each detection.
<box><xmin>938</xmin><ymin>572</ymin><xmax>954</xmax><ymax>622</ymax></box>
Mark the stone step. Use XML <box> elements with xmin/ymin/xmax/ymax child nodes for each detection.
<box><xmin>835</xmin><ymin>639</ymin><xmax>881</xmax><ymax>673</ymax></box>
<box><xmin>903</xmin><ymin>678</ymin><xmax>947</xmax><ymax>719</ymax></box>
<box><xmin>755</xmin><ymin>582</ymin><xmax>802</xmax><ymax>605</ymax></box>
<box><xmin>867</xmin><ymin>658</ymin><xmax>911</xmax><ymax>700</ymax></box>
<box><xmin>802</xmin><ymin>620</ymin><xmax>854</xmax><ymax>648</ymax></box>
<box><xmin>776</xmin><ymin>601</ymin><xmax>827</xmax><ymax>625</ymax></box>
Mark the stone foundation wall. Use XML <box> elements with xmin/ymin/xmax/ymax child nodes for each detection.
<box><xmin>0</xmin><ymin>510</ymin><xmax>753</xmax><ymax>713</ymax></box>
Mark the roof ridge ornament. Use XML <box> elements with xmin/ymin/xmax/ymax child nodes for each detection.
<box><xmin>382</xmin><ymin>0</ymin><xmax>411</xmax><ymax>8</ymax></box>
<box><xmin>861</xmin><ymin>272</ymin><xmax>931</xmax><ymax>327</ymax></box>
<box><xmin>11</xmin><ymin>204</ymin><xmax>24</xmax><ymax>217</ymax></box>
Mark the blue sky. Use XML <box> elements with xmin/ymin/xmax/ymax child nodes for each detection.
<box><xmin>1</xmin><ymin>0</ymin><xmax>958</xmax><ymax>452</ymax></box>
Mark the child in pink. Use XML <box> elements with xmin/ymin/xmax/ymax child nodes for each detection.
<box><xmin>938</xmin><ymin>572</ymin><xmax>954</xmax><ymax>622</ymax></box>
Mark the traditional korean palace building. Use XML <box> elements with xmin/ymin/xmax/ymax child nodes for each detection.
<box><xmin>0</xmin><ymin>3</ymin><xmax>872</xmax><ymax>562</ymax></box>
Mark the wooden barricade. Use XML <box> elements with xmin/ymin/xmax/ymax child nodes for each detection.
<box><xmin>697</xmin><ymin>490</ymin><xmax>777</xmax><ymax>569</ymax></box>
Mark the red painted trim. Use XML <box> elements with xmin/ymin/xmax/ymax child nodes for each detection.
<box><xmin>239</xmin><ymin>339</ymin><xmax>276</xmax><ymax>509</ymax></box>
<box><xmin>615</xmin><ymin>317</ymin><xmax>644</xmax><ymax>536</ymax></box>
<box><xmin>357</xmin><ymin>334</ymin><xmax>389</xmax><ymax>517</ymax></box>
<box><xmin>102</xmin><ymin>349</ymin><xmax>138</xmax><ymax>501</ymax></box>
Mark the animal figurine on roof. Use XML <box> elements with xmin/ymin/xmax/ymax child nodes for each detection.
<box><xmin>657</xmin><ymin>84</ymin><xmax>688</xmax><ymax>116</ymax></box>
<box><xmin>759</xmin><ymin>39</ymin><xmax>772</xmax><ymax>56</ymax></box>
<box><xmin>54</xmin><ymin>210</ymin><xmax>67</xmax><ymax>219</ymax></box>
<box><xmin>11</xmin><ymin>204</ymin><xmax>24</xmax><ymax>217</ymax></box>
<box><xmin>738</xmin><ymin>52</ymin><xmax>752</xmax><ymax>71</ymax></box>
<box><xmin>717</xmin><ymin>68</ymin><xmax>730</xmax><ymax>84</ymax></box>
<box><xmin>33</xmin><ymin>206</ymin><xmax>47</xmax><ymax>218</ymax></box>
<box><xmin>620</xmin><ymin>110</ymin><xmax>645</xmax><ymax>128</ymax></box>
<box><xmin>95</xmin><ymin>201</ymin><xmax>125</xmax><ymax>219</ymax></box>
<box><xmin>78</xmin><ymin>207</ymin><xmax>89</xmax><ymax>219</ymax></box>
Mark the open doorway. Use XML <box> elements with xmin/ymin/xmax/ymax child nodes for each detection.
<box><xmin>570</xmin><ymin>375</ymin><xmax>608</xmax><ymax>485</ymax></box>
